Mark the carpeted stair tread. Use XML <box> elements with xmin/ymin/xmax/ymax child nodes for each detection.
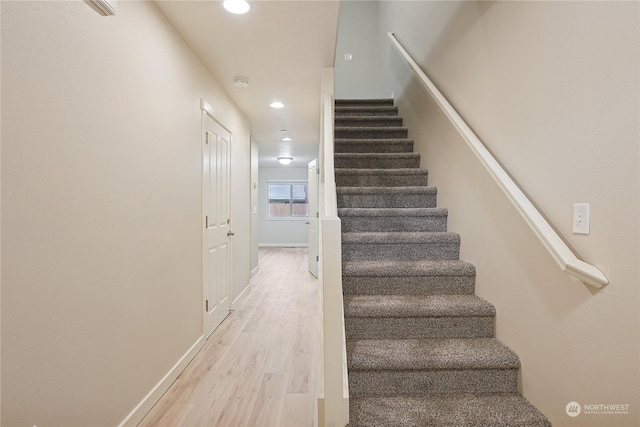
<box><xmin>336</xmin><ymin>116</ymin><xmax>403</xmax><ymax>127</ymax></box>
<box><xmin>335</xmin><ymin>139</ymin><xmax>414</xmax><ymax>154</ymax></box>
<box><xmin>338</xmin><ymin>207</ymin><xmax>447</xmax><ymax>217</ymax></box>
<box><xmin>337</xmin><ymin>186</ymin><xmax>436</xmax><ymax>195</ymax></box>
<box><xmin>349</xmin><ymin>394</ymin><xmax>552</xmax><ymax>427</ymax></box>
<box><xmin>335</xmin><ymin>168</ymin><xmax>428</xmax><ymax>187</ymax></box>
<box><xmin>342</xmin><ymin>232</ymin><xmax>460</xmax><ymax>262</ymax></box>
<box><xmin>335</xmin><ymin>153</ymin><xmax>419</xmax><ymax>170</ymax></box>
<box><xmin>342</xmin><ymin>275</ymin><xmax>475</xmax><ymax>296</ymax></box>
<box><xmin>336</xmin><ymin>186</ymin><xmax>438</xmax><ymax>209</ymax></box>
<box><xmin>336</xmin><ymin>168</ymin><xmax>426</xmax><ymax>176</ymax></box>
<box><xmin>337</xmin><ymin>192</ymin><xmax>437</xmax><ymax>209</ymax></box>
<box><xmin>343</xmin><ymin>260</ymin><xmax>475</xmax><ymax>277</ymax></box>
<box><xmin>335</xmin><ymin>153</ymin><xmax>419</xmax><ymax>158</ymax></box>
<box><xmin>344</xmin><ymin>295</ymin><xmax>495</xmax><ymax>339</ymax></box>
<box><xmin>347</xmin><ymin>338</ymin><xmax>520</xmax><ymax>371</ymax></box>
<box><xmin>335</xmin><ymin>126</ymin><xmax>409</xmax><ymax>139</ymax></box>
<box><xmin>344</xmin><ymin>295</ymin><xmax>495</xmax><ymax>318</ymax></box>
<box><xmin>342</xmin><ymin>231</ymin><xmax>459</xmax><ymax>245</ymax></box>
<box><xmin>335</xmin><ymin>99</ymin><xmax>394</xmax><ymax>106</ymax></box>
<box><xmin>339</xmin><ymin>208</ymin><xmax>448</xmax><ymax>232</ymax></box>
<box><xmin>335</xmin><ymin>106</ymin><xmax>398</xmax><ymax>116</ymax></box>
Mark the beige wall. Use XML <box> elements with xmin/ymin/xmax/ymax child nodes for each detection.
<box><xmin>335</xmin><ymin>0</ymin><xmax>384</xmax><ymax>99</ymax></box>
<box><xmin>379</xmin><ymin>1</ymin><xmax>639</xmax><ymax>426</ymax></box>
<box><xmin>1</xmin><ymin>1</ymin><xmax>251</xmax><ymax>425</ymax></box>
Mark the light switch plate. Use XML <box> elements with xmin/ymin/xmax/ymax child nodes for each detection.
<box><xmin>573</xmin><ymin>203</ymin><xmax>590</xmax><ymax>234</ymax></box>
<box><xmin>344</xmin><ymin>53</ymin><xmax>353</xmax><ymax>61</ymax></box>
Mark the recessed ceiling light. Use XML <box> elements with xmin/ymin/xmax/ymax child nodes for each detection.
<box><xmin>270</xmin><ymin>101</ymin><xmax>285</xmax><ymax>109</ymax></box>
<box><xmin>234</xmin><ymin>76</ymin><xmax>250</xmax><ymax>87</ymax></box>
<box><xmin>277</xmin><ymin>157</ymin><xmax>293</xmax><ymax>165</ymax></box>
<box><xmin>281</xmin><ymin>136</ymin><xmax>292</xmax><ymax>142</ymax></box>
<box><xmin>222</xmin><ymin>0</ymin><xmax>250</xmax><ymax>14</ymax></box>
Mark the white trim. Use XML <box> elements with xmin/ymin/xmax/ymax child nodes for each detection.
<box><xmin>118</xmin><ymin>336</ymin><xmax>205</xmax><ymax>427</ymax></box>
<box><xmin>200</xmin><ymin>98</ymin><xmax>232</xmax><ymax>134</ymax></box>
<box><xmin>200</xmin><ymin>98</ymin><xmax>214</xmax><ymax>118</ymax></box>
<box><xmin>250</xmin><ymin>265</ymin><xmax>260</xmax><ymax>277</ymax></box>
<box><xmin>231</xmin><ymin>283</ymin><xmax>251</xmax><ymax>310</ymax></box>
<box><xmin>258</xmin><ymin>243</ymin><xmax>308</xmax><ymax>248</ymax></box>
<box><xmin>387</xmin><ymin>32</ymin><xmax>608</xmax><ymax>288</ymax></box>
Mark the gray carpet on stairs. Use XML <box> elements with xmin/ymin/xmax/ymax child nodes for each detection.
<box><xmin>335</xmin><ymin>99</ymin><xmax>551</xmax><ymax>426</ymax></box>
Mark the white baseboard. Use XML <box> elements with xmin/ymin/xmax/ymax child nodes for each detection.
<box><xmin>250</xmin><ymin>265</ymin><xmax>260</xmax><ymax>277</ymax></box>
<box><xmin>258</xmin><ymin>243</ymin><xmax>308</xmax><ymax>248</ymax></box>
<box><xmin>118</xmin><ymin>335</ymin><xmax>205</xmax><ymax>427</ymax></box>
<box><xmin>231</xmin><ymin>283</ymin><xmax>251</xmax><ymax>310</ymax></box>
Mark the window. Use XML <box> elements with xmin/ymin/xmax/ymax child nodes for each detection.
<box><xmin>267</xmin><ymin>181</ymin><xmax>308</xmax><ymax>219</ymax></box>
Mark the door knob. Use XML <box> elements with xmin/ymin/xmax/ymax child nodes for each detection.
<box><xmin>227</xmin><ymin>231</ymin><xmax>235</xmax><ymax>237</ymax></box>
<box><xmin>305</xmin><ymin>221</ymin><xmax>310</xmax><ymax>224</ymax></box>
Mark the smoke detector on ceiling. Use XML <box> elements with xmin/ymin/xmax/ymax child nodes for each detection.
<box><xmin>234</xmin><ymin>76</ymin><xmax>250</xmax><ymax>87</ymax></box>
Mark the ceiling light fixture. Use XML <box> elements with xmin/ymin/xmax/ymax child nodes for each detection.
<box><xmin>281</xmin><ymin>136</ymin><xmax>292</xmax><ymax>142</ymax></box>
<box><xmin>234</xmin><ymin>76</ymin><xmax>250</xmax><ymax>87</ymax></box>
<box><xmin>277</xmin><ymin>157</ymin><xmax>293</xmax><ymax>165</ymax></box>
<box><xmin>222</xmin><ymin>0</ymin><xmax>250</xmax><ymax>14</ymax></box>
<box><xmin>270</xmin><ymin>101</ymin><xmax>285</xmax><ymax>109</ymax></box>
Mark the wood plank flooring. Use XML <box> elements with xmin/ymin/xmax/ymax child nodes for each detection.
<box><xmin>139</xmin><ymin>248</ymin><xmax>318</xmax><ymax>427</ymax></box>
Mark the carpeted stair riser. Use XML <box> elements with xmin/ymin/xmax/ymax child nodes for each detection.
<box><xmin>343</xmin><ymin>259</ymin><xmax>475</xmax><ymax>277</ymax></box>
<box><xmin>337</xmin><ymin>187</ymin><xmax>437</xmax><ymax>209</ymax></box>
<box><xmin>344</xmin><ymin>295</ymin><xmax>495</xmax><ymax>340</ymax></box>
<box><xmin>348</xmin><ymin>368</ymin><xmax>518</xmax><ymax>397</ymax></box>
<box><xmin>335</xmin><ymin>99</ymin><xmax>394</xmax><ymax>107</ymax></box>
<box><xmin>342</xmin><ymin>232</ymin><xmax>460</xmax><ymax>262</ymax></box>
<box><xmin>339</xmin><ymin>208</ymin><xmax>447</xmax><ymax>232</ymax></box>
<box><xmin>349</xmin><ymin>395</ymin><xmax>552</xmax><ymax>427</ymax></box>
<box><xmin>344</xmin><ymin>294</ymin><xmax>494</xmax><ymax>318</ymax></box>
<box><xmin>335</xmin><ymin>169</ymin><xmax>428</xmax><ymax>187</ymax></box>
<box><xmin>345</xmin><ymin>317</ymin><xmax>494</xmax><ymax>339</ymax></box>
<box><xmin>335</xmin><ymin>139</ymin><xmax>414</xmax><ymax>154</ymax></box>
<box><xmin>335</xmin><ymin>153</ymin><xmax>420</xmax><ymax>169</ymax></box>
<box><xmin>336</xmin><ymin>116</ymin><xmax>404</xmax><ymax>128</ymax></box>
<box><xmin>342</xmin><ymin>276</ymin><xmax>476</xmax><ymax>296</ymax></box>
<box><xmin>335</xmin><ymin>126</ymin><xmax>408</xmax><ymax>139</ymax></box>
<box><xmin>335</xmin><ymin>106</ymin><xmax>399</xmax><ymax>117</ymax></box>
<box><xmin>347</xmin><ymin>338</ymin><xmax>520</xmax><ymax>397</ymax></box>
<box><xmin>342</xmin><ymin>260</ymin><xmax>476</xmax><ymax>296</ymax></box>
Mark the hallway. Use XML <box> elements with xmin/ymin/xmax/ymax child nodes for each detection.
<box><xmin>139</xmin><ymin>248</ymin><xmax>319</xmax><ymax>426</ymax></box>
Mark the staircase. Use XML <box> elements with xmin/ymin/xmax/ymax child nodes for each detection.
<box><xmin>335</xmin><ymin>99</ymin><xmax>551</xmax><ymax>426</ymax></box>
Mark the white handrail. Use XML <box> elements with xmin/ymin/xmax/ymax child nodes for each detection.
<box><xmin>387</xmin><ymin>32</ymin><xmax>608</xmax><ymax>288</ymax></box>
<box><xmin>317</xmin><ymin>67</ymin><xmax>349</xmax><ymax>427</ymax></box>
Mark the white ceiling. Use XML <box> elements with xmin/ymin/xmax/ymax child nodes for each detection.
<box><xmin>154</xmin><ymin>0</ymin><xmax>341</xmax><ymax>168</ymax></box>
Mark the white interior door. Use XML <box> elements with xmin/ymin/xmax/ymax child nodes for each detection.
<box><xmin>308</xmin><ymin>159</ymin><xmax>319</xmax><ymax>277</ymax></box>
<box><xmin>203</xmin><ymin>113</ymin><xmax>232</xmax><ymax>338</ymax></box>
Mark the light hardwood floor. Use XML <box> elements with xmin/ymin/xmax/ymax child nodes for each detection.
<box><xmin>139</xmin><ymin>248</ymin><xmax>319</xmax><ymax>427</ymax></box>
